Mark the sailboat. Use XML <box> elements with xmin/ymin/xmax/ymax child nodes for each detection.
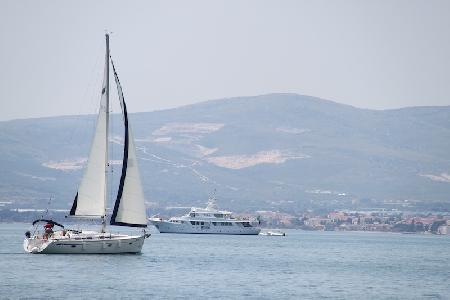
<box><xmin>23</xmin><ymin>33</ymin><xmax>150</xmax><ymax>254</ymax></box>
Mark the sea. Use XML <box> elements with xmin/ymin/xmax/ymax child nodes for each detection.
<box><xmin>0</xmin><ymin>223</ymin><xmax>449</xmax><ymax>299</ymax></box>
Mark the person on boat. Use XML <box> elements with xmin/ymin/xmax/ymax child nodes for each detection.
<box><xmin>43</xmin><ymin>222</ymin><xmax>54</xmax><ymax>239</ymax></box>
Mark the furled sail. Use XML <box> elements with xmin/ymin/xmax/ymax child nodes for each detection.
<box><xmin>110</xmin><ymin>58</ymin><xmax>148</xmax><ymax>227</ymax></box>
<box><xmin>69</xmin><ymin>48</ymin><xmax>109</xmax><ymax>217</ymax></box>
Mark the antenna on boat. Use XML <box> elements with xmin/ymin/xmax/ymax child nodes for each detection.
<box><xmin>41</xmin><ymin>196</ymin><xmax>52</xmax><ymax>219</ymax></box>
<box><xmin>207</xmin><ymin>189</ymin><xmax>218</xmax><ymax>210</ymax></box>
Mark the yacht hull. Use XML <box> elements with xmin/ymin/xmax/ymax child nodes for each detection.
<box><xmin>23</xmin><ymin>235</ymin><xmax>146</xmax><ymax>254</ymax></box>
<box><xmin>150</xmin><ymin>219</ymin><xmax>261</xmax><ymax>235</ymax></box>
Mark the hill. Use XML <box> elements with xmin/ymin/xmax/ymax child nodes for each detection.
<box><xmin>1</xmin><ymin>93</ymin><xmax>450</xmax><ymax>212</ymax></box>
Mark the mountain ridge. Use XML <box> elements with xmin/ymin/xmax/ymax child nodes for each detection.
<box><xmin>5</xmin><ymin>92</ymin><xmax>450</xmax><ymax>124</ymax></box>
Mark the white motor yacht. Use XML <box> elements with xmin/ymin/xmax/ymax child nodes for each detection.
<box><xmin>149</xmin><ymin>199</ymin><xmax>261</xmax><ymax>235</ymax></box>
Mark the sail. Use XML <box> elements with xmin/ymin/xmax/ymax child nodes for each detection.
<box><xmin>110</xmin><ymin>59</ymin><xmax>147</xmax><ymax>227</ymax></box>
<box><xmin>69</xmin><ymin>50</ymin><xmax>109</xmax><ymax>217</ymax></box>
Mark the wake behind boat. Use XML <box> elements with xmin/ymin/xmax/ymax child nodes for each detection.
<box><xmin>149</xmin><ymin>198</ymin><xmax>261</xmax><ymax>235</ymax></box>
<box><xmin>23</xmin><ymin>34</ymin><xmax>150</xmax><ymax>254</ymax></box>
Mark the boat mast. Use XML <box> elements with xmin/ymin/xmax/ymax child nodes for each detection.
<box><xmin>102</xmin><ymin>33</ymin><xmax>110</xmax><ymax>233</ymax></box>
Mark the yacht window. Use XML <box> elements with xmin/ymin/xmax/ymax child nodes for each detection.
<box><xmin>201</xmin><ymin>222</ymin><xmax>204</xmax><ymax>225</ymax></box>
<box><xmin>214</xmin><ymin>214</ymin><xmax>223</xmax><ymax>218</ymax></box>
<box><xmin>190</xmin><ymin>221</ymin><xmax>195</xmax><ymax>225</ymax></box>
<box><xmin>212</xmin><ymin>222</ymin><xmax>217</xmax><ymax>226</ymax></box>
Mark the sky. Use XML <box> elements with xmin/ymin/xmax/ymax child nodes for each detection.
<box><xmin>0</xmin><ymin>0</ymin><xmax>449</xmax><ymax>121</ymax></box>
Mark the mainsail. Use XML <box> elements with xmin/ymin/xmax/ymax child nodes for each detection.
<box><xmin>69</xmin><ymin>39</ymin><xmax>109</xmax><ymax>217</ymax></box>
<box><xmin>110</xmin><ymin>58</ymin><xmax>148</xmax><ymax>227</ymax></box>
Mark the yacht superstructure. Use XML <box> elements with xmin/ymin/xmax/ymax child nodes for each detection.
<box><xmin>149</xmin><ymin>199</ymin><xmax>261</xmax><ymax>235</ymax></box>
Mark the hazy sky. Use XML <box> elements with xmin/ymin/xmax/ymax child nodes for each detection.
<box><xmin>1</xmin><ymin>0</ymin><xmax>449</xmax><ymax>121</ymax></box>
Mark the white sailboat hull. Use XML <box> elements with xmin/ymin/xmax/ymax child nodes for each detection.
<box><xmin>150</xmin><ymin>219</ymin><xmax>261</xmax><ymax>235</ymax></box>
<box><xmin>23</xmin><ymin>234</ymin><xmax>146</xmax><ymax>254</ymax></box>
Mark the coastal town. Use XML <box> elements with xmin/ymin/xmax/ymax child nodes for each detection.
<box><xmin>255</xmin><ymin>210</ymin><xmax>450</xmax><ymax>234</ymax></box>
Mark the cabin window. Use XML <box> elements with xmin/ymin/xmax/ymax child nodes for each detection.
<box><xmin>190</xmin><ymin>221</ymin><xmax>195</xmax><ymax>225</ymax></box>
<box><xmin>212</xmin><ymin>222</ymin><xmax>217</xmax><ymax>226</ymax></box>
<box><xmin>214</xmin><ymin>214</ymin><xmax>223</xmax><ymax>218</ymax></box>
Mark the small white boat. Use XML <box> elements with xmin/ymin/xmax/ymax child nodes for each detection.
<box><xmin>259</xmin><ymin>230</ymin><xmax>286</xmax><ymax>236</ymax></box>
<box><xmin>23</xmin><ymin>33</ymin><xmax>150</xmax><ymax>254</ymax></box>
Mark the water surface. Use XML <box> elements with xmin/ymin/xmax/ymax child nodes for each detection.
<box><xmin>1</xmin><ymin>223</ymin><xmax>449</xmax><ymax>299</ymax></box>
